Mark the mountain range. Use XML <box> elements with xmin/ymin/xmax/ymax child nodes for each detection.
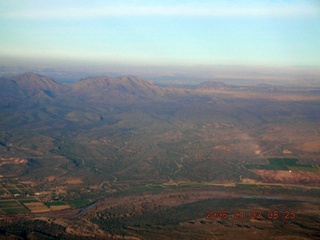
<box><xmin>0</xmin><ymin>72</ymin><xmax>172</xmax><ymax>106</ymax></box>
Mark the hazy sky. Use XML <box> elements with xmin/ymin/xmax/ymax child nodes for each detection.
<box><xmin>1</xmin><ymin>0</ymin><xmax>320</xmax><ymax>67</ymax></box>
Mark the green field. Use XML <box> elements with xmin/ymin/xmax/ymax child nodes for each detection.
<box><xmin>268</xmin><ymin>158</ymin><xmax>298</xmax><ymax>166</ymax></box>
<box><xmin>237</xmin><ymin>183</ymin><xmax>258</xmax><ymax>188</ymax></box>
<box><xmin>245</xmin><ymin>158</ymin><xmax>316</xmax><ymax>171</ymax></box>
<box><xmin>0</xmin><ymin>200</ymin><xmax>20</xmax><ymax>207</ymax></box>
<box><xmin>164</xmin><ymin>185</ymin><xmax>178</xmax><ymax>189</ymax></box>
<box><xmin>147</xmin><ymin>185</ymin><xmax>164</xmax><ymax>189</ymax></box>
<box><xmin>179</xmin><ymin>182</ymin><xmax>206</xmax><ymax>188</ymax></box>
<box><xmin>128</xmin><ymin>183</ymin><xmax>195</xmax><ymax>192</ymax></box>
<box><xmin>7</xmin><ymin>188</ymin><xmax>22</xmax><ymax>195</ymax></box>
<box><xmin>0</xmin><ymin>199</ymin><xmax>28</xmax><ymax>215</ymax></box>
<box><xmin>67</xmin><ymin>199</ymin><xmax>91</xmax><ymax>208</ymax></box>
<box><xmin>18</xmin><ymin>198</ymin><xmax>40</xmax><ymax>203</ymax></box>
<box><xmin>0</xmin><ymin>189</ymin><xmax>7</xmax><ymax>195</ymax></box>
<box><xmin>288</xmin><ymin>166</ymin><xmax>319</xmax><ymax>172</ymax></box>
<box><xmin>15</xmin><ymin>185</ymin><xmax>31</xmax><ymax>192</ymax></box>
<box><xmin>1</xmin><ymin>207</ymin><xmax>29</xmax><ymax>214</ymax></box>
<box><xmin>45</xmin><ymin>201</ymin><xmax>67</xmax><ymax>206</ymax></box>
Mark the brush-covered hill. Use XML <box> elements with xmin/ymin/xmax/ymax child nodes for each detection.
<box><xmin>0</xmin><ymin>73</ymin><xmax>174</xmax><ymax>106</ymax></box>
<box><xmin>0</xmin><ymin>72</ymin><xmax>66</xmax><ymax>106</ymax></box>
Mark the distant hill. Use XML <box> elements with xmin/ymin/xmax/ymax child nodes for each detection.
<box><xmin>0</xmin><ymin>73</ymin><xmax>66</xmax><ymax>106</ymax></box>
<box><xmin>11</xmin><ymin>72</ymin><xmax>64</xmax><ymax>98</ymax></box>
<box><xmin>197</xmin><ymin>81</ymin><xmax>228</xmax><ymax>90</ymax></box>
<box><xmin>70</xmin><ymin>75</ymin><xmax>168</xmax><ymax>101</ymax></box>
<box><xmin>0</xmin><ymin>72</ymin><xmax>173</xmax><ymax>106</ymax></box>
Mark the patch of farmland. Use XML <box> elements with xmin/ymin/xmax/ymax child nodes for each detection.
<box><xmin>0</xmin><ymin>200</ymin><xmax>21</xmax><ymax>207</ymax></box>
<box><xmin>44</xmin><ymin>201</ymin><xmax>67</xmax><ymax>207</ymax></box>
<box><xmin>245</xmin><ymin>158</ymin><xmax>316</xmax><ymax>171</ymax></box>
<box><xmin>67</xmin><ymin>199</ymin><xmax>91</xmax><ymax>208</ymax></box>
<box><xmin>253</xmin><ymin>170</ymin><xmax>320</xmax><ymax>185</ymax></box>
<box><xmin>23</xmin><ymin>202</ymin><xmax>51</xmax><ymax>213</ymax></box>
<box><xmin>49</xmin><ymin>205</ymin><xmax>70</xmax><ymax>211</ymax></box>
<box><xmin>1</xmin><ymin>207</ymin><xmax>29</xmax><ymax>214</ymax></box>
<box><xmin>18</xmin><ymin>197</ymin><xmax>40</xmax><ymax>203</ymax></box>
<box><xmin>6</xmin><ymin>188</ymin><xmax>22</xmax><ymax>195</ymax></box>
<box><xmin>0</xmin><ymin>200</ymin><xmax>28</xmax><ymax>214</ymax></box>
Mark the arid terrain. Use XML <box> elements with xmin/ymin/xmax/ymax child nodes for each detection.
<box><xmin>0</xmin><ymin>73</ymin><xmax>319</xmax><ymax>239</ymax></box>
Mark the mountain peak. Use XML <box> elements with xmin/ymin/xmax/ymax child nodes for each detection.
<box><xmin>18</xmin><ymin>72</ymin><xmax>43</xmax><ymax>78</ymax></box>
<box><xmin>13</xmin><ymin>72</ymin><xmax>60</xmax><ymax>84</ymax></box>
<box><xmin>13</xmin><ymin>72</ymin><xmax>51</xmax><ymax>82</ymax></box>
<box><xmin>11</xmin><ymin>72</ymin><xmax>63</xmax><ymax>98</ymax></box>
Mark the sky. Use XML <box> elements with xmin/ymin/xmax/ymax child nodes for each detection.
<box><xmin>0</xmin><ymin>0</ymin><xmax>320</xmax><ymax>68</ymax></box>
